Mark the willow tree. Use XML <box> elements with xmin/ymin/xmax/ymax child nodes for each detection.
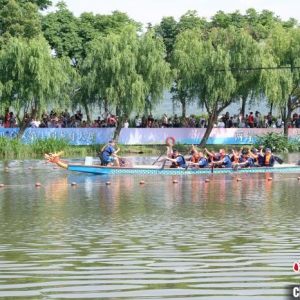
<box><xmin>262</xmin><ymin>25</ymin><xmax>300</xmax><ymax>137</ymax></box>
<box><xmin>172</xmin><ymin>26</ymin><xmax>262</xmax><ymax>146</ymax></box>
<box><xmin>82</xmin><ymin>26</ymin><xmax>172</xmax><ymax>140</ymax></box>
<box><xmin>0</xmin><ymin>36</ymin><xmax>77</xmax><ymax>136</ymax></box>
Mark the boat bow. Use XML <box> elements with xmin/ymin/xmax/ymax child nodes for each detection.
<box><xmin>45</xmin><ymin>152</ymin><xmax>68</xmax><ymax>169</ymax></box>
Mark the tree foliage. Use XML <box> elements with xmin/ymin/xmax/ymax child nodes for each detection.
<box><xmin>81</xmin><ymin>26</ymin><xmax>172</xmax><ymax>139</ymax></box>
<box><xmin>262</xmin><ymin>25</ymin><xmax>300</xmax><ymax>137</ymax></box>
<box><xmin>0</xmin><ymin>0</ymin><xmax>42</xmax><ymax>40</ymax></box>
<box><xmin>0</xmin><ymin>0</ymin><xmax>51</xmax><ymax>10</ymax></box>
<box><xmin>172</xmin><ymin>26</ymin><xmax>263</xmax><ymax>146</ymax></box>
<box><xmin>0</xmin><ymin>36</ymin><xmax>78</xmax><ymax>134</ymax></box>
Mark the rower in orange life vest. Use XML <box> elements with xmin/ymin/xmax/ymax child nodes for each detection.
<box><xmin>230</xmin><ymin>148</ymin><xmax>241</xmax><ymax>163</ymax></box>
<box><xmin>234</xmin><ymin>149</ymin><xmax>253</xmax><ymax>168</ymax></box>
<box><xmin>204</xmin><ymin>148</ymin><xmax>232</xmax><ymax>168</ymax></box>
<box><xmin>189</xmin><ymin>145</ymin><xmax>200</xmax><ymax>163</ymax></box>
<box><xmin>264</xmin><ymin>148</ymin><xmax>275</xmax><ymax>167</ymax></box>
<box><xmin>163</xmin><ymin>149</ymin><xmax>187</xmax><ymax>168</ymax></box>
<box><xmin>188</xmin><ymin>151</ymin><xmax>208</xmax><ymax>168</ymax></box>
<box><xmin>248</xmin><ymin>148</ymin><xmax>264</xmax><ymax>167</ymax></box>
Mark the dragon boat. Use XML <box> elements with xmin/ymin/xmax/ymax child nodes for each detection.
<box><xmin>45</xmin><ymin>152</ymin><xmax>300</xmax><ymax>176</ymax></box>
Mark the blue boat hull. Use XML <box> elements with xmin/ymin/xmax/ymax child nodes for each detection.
<box><xmin>67</xmin><ymin>164</ymin><xmax>300</xmax><ymax>175</ymax></box>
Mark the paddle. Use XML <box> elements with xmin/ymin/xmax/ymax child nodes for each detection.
<box><xmin>274</xmin><ymin>155</ymin><xmax>284</xmax><ymax>164</ymax></box>
<box><xmin>152</xmin><ymin>148</ymin><xmax>166</xmax><ymax>165</ymax></box>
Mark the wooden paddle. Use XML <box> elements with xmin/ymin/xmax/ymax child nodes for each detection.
<box><xmin>274</xmin><ymin>155</ymin><xmax>284</xmax><ymax>164</ymax></box>
<box><xmin>152</xmin><ymin>148</ymin><xmax>166</xmax><ymax>165</ymax></box>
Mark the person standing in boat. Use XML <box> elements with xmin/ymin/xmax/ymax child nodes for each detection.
<box><xmin>205</xmin><ymin>148</ymin><xmax>232</xmax><ymax>168</ymax></box>
<box><xmin>263</xmin><ymin>148</ymin><xmax>275</xmax><ymax>167</ymax></box>
<box><xmin>100</xmin><ymin>140</ymin><xmax>120</xmax><ymax>167</ymax></box>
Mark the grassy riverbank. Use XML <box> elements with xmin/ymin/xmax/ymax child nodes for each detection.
<box><xmin>0</xmin><ymin>137</ymin><xmax>254</xmax><ymax>159</ymax></box>
<box><xmin>0</xmin><ymin>137</ymin><xmax>170</xmax><ymax>159</ymax></box>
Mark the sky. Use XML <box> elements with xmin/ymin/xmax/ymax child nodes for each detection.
<box><xmin>50</xmin><ymin>0</ymin><xmax>300</xmax><ymax>26</ymax></box>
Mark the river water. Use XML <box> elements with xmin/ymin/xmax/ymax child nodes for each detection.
<box><xmin>0</xmin><ymin>154</ymin><xmax>300</xmax><ymax>299</ymax></box>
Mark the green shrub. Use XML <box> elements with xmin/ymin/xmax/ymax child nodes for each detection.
<box><xmin>253</xmin><ymin>132</ymin><xmax>299</xmax><ymax>153</ymax></box>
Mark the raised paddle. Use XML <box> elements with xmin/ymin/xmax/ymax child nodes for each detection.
<box><xmin>260</xmin><ymin>146</ymin><xmax>284</xmax><ymax>164</ymax></box>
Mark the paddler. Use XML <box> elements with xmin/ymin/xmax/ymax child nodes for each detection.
<box><xmin>100</xmin><ymin>139</ymin><xmax>120</xmax><ymax>167</ymax></box>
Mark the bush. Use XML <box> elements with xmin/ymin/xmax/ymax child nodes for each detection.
<box><xmin>253</xmin><ymin>132</ymin><xmax>299</xmax><ymax>153</ymax></box>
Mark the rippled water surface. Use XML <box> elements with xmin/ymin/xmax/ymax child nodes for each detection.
<box><xmin>0</xmin><ymin>154</ymin><xmax>300</xmax><ymax>299</ymax></box>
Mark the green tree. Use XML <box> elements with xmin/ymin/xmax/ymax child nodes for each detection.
<box><xmin>0</xmin><ymin>0</ymin><xmax>42</xmax><ymax>40</ymax></box>
<box><xmin>172</xmin><ymin>27</ymin><xmax>263</xmax><ymax>146</ymax></box>
<box><xmin>0</xmin><ymin>37</ymin><xmax>78</xmax><ymax>136</ymax></box>
<box><xmin>154</xmin><ymin>16</ymin><xmax>179</xmax><ymax>62</ymax></box>
<box><xmin>0</xmin><ymin>0</ymin><xmax>51</xmax><ymax>10</ymax></box>
<box><xmin>262</xmin><ymin>25</ymin><xmax>300</xmax><ymax>137</ymax></box>
<box><xmin>42</xmin><ymin>1</ymin><xmax>82</xmax><ymax>64</ymax></box>
<box><xmin>42</xmin><ymin>3</ymin><xmax>142</xmax><ymax>119</ymax></box>
<box><xmin>82</xmin><ymin>26</ymin><xmax>172</xmax><ymax>140</ymax></box>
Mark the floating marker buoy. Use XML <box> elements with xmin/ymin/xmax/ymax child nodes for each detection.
<box><xmin>53</xmin><ymin>167</ymin><xmax>58</xmax><ymax>170</ymax></box>
<box><xmin>298</xmin><ymin>177</ymin><xmax>300</xmax><ymax>180</ymax></box>
<box><xmin>35</xmin><ymin>182</ymin><xmax>41</xmax><ymax>187</ymax></box>
<box><xmin>140</xmin><ymin>181</ymin><xmax>145</xmax><ymax>185</ymax></box>
<box><xmin>205</xmin><ymin>179</ymin><xmax>210</xmax><ymax>183</ymax></box>
<box><xmin>71</xmin><ymin>182</ymin><xmax>77</xmax><ymax>186</ymax></box>
<box><xmin>268</xmin><ymin>177</ymin><xmax>273</xmax><ymax>181</ymax></box>
<box><xmin>237</xmin><ymin>178</ymin><xmax>242</xmax><ymax>181</ymax></box>
<box><xmin>4</xmin><ymin>167</ymin><xmax>9</xmax><ymax>171</ymax></box>
<box><xmin>106</xmin><ymin>182</ymin><xmax>111</xmax><ymax>185</ymax></box>
<box><xmin>28</xmin><ymin>167</ymin><xmax>33</xmax><ymax>170</ymax></box>
<box><xmin>0</xmin><ymin>184</ymin><xmax>4</xmax><ymax>188</ymax></box>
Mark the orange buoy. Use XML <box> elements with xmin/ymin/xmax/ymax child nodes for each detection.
<box><xmin>268</xmin><ymin>177</ymin><xmax>273</xmax><ymax>181</ymax></box>
<box><xmin>71</xmin><ymin>182</ymin><xmax>77</xmax><ymax>186</ymax></box>
<box><xmin>236</xmin><ymin>178</ymin><xmax>242</xmax><ymax>181</ymax></box>
<box><xmin>173</xmin><ymin>180</ymin><xmax>178</xmax><ymax>184</ymax></box>
<box><xmin>298</xmin><ymin>177</ymin><xmax>300</xmax><ymax>180</ymax></box>
<box><xmin>4</xmin><ymin>167</ymin><xmax>9</xmax><ymax>171</ymax></box>
<box><xmin>28</xmin><ymin>167</ymin><xmax>33</xmax><ymax>170</ymax></box>
<box><xmin>205</xmin><ymin>179</ymin><xmax>210</xmax><ymax>183</ymax></box>
<box><xmin>106</xmin><ymin>182</ymin><xmax>111</xmax><ymax>185</ymax></box>
<box><xmin>140</xmin><ymin>181</ymin><xmax>145</xmax><ymax>185</ymax></box>
<box><xmin>35</xmin><ymin>182</ymin><xmax>41</xmax><ymax>187</ymax></box>
<box><xmin>0</xmin><ymin>184</ymin><xmax>4</xmax><ymax>188</ymax></box>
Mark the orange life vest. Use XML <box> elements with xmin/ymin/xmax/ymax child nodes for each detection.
<box><xmin>265</xmin><ymin>154</ymin><xmax>272</xmax><ymax>165</ymax></box>
<box><xmin>190</xmin><ymin>156</ymin><xmax>200</xmax><ymax>163</ymax></box>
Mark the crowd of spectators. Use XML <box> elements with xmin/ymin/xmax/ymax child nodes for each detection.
<box><xmin>0</xmin><ymin>108</ymin><xmax>119</xmax><ymax>129</ymax></box>
<box><xmin>1</xmin><ymin>108</ymin><xmax>300</xmax><ymax>129</ymax></box>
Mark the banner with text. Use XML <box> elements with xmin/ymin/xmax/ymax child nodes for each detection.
<box><xmin>0</xmin><ymin>128</ymin><xmax>299</xmax><ymax>145</ymax></box>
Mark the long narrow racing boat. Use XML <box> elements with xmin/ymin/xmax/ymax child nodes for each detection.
<box><xmin>45</xmin><ymin>152</ymin><xmax>300</xmax><ymax>175</ymax></box>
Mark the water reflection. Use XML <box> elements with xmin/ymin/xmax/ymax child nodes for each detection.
<box><xmin>0</xmin><ymin>157</ymin><xmax>299</xmax><ymax>299</ymax></box>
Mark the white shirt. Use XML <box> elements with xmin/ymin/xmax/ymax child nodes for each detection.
<box><xmin>217</xmin><ymin>121</ymin><xmax>225</xmax><ymax>128</ymax></box>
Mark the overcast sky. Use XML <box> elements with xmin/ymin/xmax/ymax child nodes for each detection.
<box><xmin>50</xmin><ymin>0</ymin><xmax>300</xmax><ymax>25</ymax></box>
